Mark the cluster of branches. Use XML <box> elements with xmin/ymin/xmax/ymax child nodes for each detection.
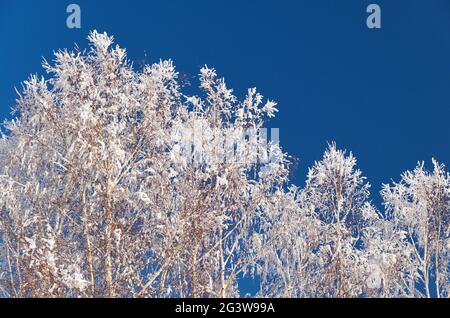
<box><xmin>0</xmin><ymin>31</ymin><xmax>448</xmax><ymax>298</ymax></box>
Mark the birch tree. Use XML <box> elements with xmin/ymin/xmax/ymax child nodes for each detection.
<box><xmin>299</xmin><ymin>143</ymin><xmax>376</xmax><ymax>297</ymax></box>
<box><xmin>381</xmin><ymin>159</ymin><xmax>450</xmax><ymax>297</ymax></box>
<box><xmin>0</xmin><ymin>31</ymin><xmax>287</xmax><ymax>298</ymax></box>
<box><xmin>257</xmin><ymin>144</ymin><xmax>383</xmax><ymax>297</ymax></box>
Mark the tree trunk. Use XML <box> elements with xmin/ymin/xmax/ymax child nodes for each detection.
<box><xmin>82</xmin><ymin>188</ymin><xmax>95</xmax><ymax>297</ymax></box>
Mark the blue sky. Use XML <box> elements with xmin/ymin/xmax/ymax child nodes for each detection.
<box><xmin>1</xmin><ymin>0</ymin><xmax>449</xmax><ymax>296</ymax></box>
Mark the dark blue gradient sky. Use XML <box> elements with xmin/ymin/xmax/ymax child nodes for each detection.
<box><xmin>1</xmin><ymin>0</ymin><xmax>449</xmax><ymax>295</ymax></box>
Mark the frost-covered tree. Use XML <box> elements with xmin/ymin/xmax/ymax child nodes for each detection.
<box><xmin>0</xmin><ymin>31</ymin><xmax>287</xmax><ymax>298</ymax></box>
<box><xmin>382</xmin><ymin>160</ymin><xmax>450</xmax><ymax>297</ymax></box>
<box><xmin>257</xmin><ymin>144</ymin><xmax>383</xmax><ymax>297</ymax></box>
<box><xmin>300</xmin><ymin>144</ymin><xmax>375</xmax><ymax>297</ymax></box>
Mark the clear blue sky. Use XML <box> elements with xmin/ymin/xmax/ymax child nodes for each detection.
<box><xmin>1</xmin><ymin>0</ymin><xmax>449</xmax><ymax>296</ymax></box>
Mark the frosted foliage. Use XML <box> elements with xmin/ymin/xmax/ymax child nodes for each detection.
<box><xmin>0</xmin><ymin>31</ymin><xmax>448</xmax><ymax>298</ymax></box>
<box><xmin>256</xmin><ymin>144</ymin><xmax>448</xmax><ymax>298</ymax></box>
<box><xmin>381</xmin><ymin>160</ymin><xmax>450</xmax><ymax>297</ymax></box>
<box><xmin>0</xmin><ymin>31</ymin><xmax>288</xmax><ymax>298</ymax></box>
<box><xmin>259</xmin><ymin>144</ymin><xmax>377</xmax><ymax>297</ymax></box>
